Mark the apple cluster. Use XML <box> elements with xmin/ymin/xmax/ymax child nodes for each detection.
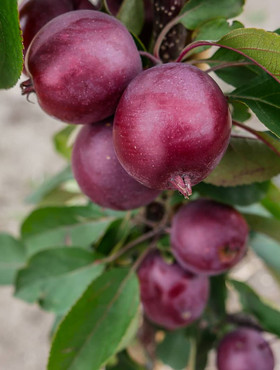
<box><xmin>19</xmin><ymin>2</ymin><xmax>274</xmax><ymax>369</ymax></box>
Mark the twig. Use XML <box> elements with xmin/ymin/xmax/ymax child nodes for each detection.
<box><xmin>95</xmin><ymin>228</ymin><xmax>163</xmax><ymax>265</ymax></box>
<box><xmin>226</xmin><ymin>313</ymin><xmax>263</xmax><ymax>331</ymax></box>
<box><xmin>131</xmin><ymin>241</ymin><xmax>157</xmax><ymax>272</ymax></box>
<box><xmin>132</xmin><ymin>214</ymin><xmax>158</xmax><ymax>229</ymax></box>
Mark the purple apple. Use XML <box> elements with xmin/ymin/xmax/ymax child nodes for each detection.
<box><xmin>113</xmin><ymin>63</ymin><xmax>231</xmax><ymax>197</ymax></box>
<box><xmin>137</xmin><ymin>252</ymin><xmax>209</xmax><ymax>330</ymax></box>
<box><xmin>22</xmin><ymin>10</ymin><xmax>142</xmax><ymax>124</ymax></box>
<box><xmin>217</xmin><ymin>328</ymin><xmax>275</xmax><ymax>370</ymax></box>
<box><xmin>171</xmin><ymin>199</ymin><xmax>248</xmax><ymax>276</ymax></box>
<box><xmin>19</xmin><ymin>0</ymin><xmax>99</xmax><ymax>67</ymax></box>
<box><xmin>72</xmin><ymin>120</ymin><xmax>160</xmax><ymax>210</ymax></box>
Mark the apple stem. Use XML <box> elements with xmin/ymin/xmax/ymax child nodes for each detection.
<box><xmin>139</xmin><ymin>51</ymin><xmax>162</xmax><ymax>65</ymax></box>
<box><xmin>176</xmin><ymin>41</ymin><xmax>279</xmax><ymax>83</ymax></box>
<box><xmin>170</xmin><ymin>175</ymin><xmax>192</xmax><ymax>198</ymax></box>
<box><xmin>95</xmin><ymin>228</ymin><xmax>164</xmax><ymax>265</ymax></box>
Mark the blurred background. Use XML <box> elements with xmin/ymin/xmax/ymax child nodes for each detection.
<box><xmin>0</xmin><ymin>0</ymin><xmax>279</xmax><ymax>369</ymax></box>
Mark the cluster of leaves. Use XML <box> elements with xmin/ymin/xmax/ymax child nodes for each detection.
<box><xmin>1</xmin><ymin>0</ymin><xmax>280</xmax><ymax>369</ymax></box>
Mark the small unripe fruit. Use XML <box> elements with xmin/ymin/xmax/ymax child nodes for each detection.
<box><xmin>113</xmin><ymin>63</ymin><xmax>231</xmax><ymax>197</ymax></box>
<box><xmin>171</xmin><ymin>199</ymin><xmax>248</xmax><ymax>276</ymax></box>
<box><xmin>217</xmin><ymin>328</ymin><xmax>275</xmax><ymax>370</ymax></box>
<box><xmin>137</xmin><ymin>252</ymin><xmax>209</xmax><ymax>330</ymax></box>
<box><xmin>72</xmin><ymin>121</ymin><xmax>159</xmax><ymax>210</ymax></box>
<box><xmin>22</xmin><ymin>10</ymin><xmax>142</xmax><ymax>124</ymax></box>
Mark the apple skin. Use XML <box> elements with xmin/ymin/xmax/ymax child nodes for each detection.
<box><xmin>19</xmin><ymin>0</ymin><xmax>98</xmax><ymax>64</ymax></box>
<box><xmin>217</xmin><ymin>328</ymin><xmax>275</xmax><ymax>370</ymax></box>
<box><xmin>171</xmin><ymin>199</ymin><xmax>248</xmax><ymax>276</ymax></box>
<box><xmin>137</xmin><ymin>252</ymin><xmax>209</xmax><ymax>330</ymax></box>
<box><xmin>113</xmin><ymin>63</ymin><xmax>231</xmax><ymax>197</ymax></box>
<box><xmin>71</xmin><ymin>120</ymin><xmax>160</xmax><ymax>210</ymax></box>
<box><xmin>24</xmin><ymin>10</ymin><xmax>142</xmax><ymax>124</ymax></box>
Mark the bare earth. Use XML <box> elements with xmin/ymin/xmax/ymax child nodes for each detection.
<box><xmin>0</xmin><ymin>1</ymin><xmax>279</xmax><ymax>369</ymax></box>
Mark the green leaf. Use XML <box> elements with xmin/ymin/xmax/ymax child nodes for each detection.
<box><xmin>228</xmin><ymin>74</ymin><xmax>280</xmax><ymax>137</ymax></box>
<box><xmin>230</xmin><ymin>279</ymin><xmax>280</xmax><ymax>337</ymax></box>
<box><xmin>170</xmin><ymin>191</ymin><xmax>185</xmax><ymax>206</ymax></box>
<box><xmin>157</xmin><ymin>330</ymin><xmax>191</xmax><ymax>370</ymax></box>
<box><xmin>209</xmin><ymin>29</ymin><xmax>280</xmax><ymax>87</ymax></box>
<box><xmin>15</xmin><ymin>247</ymin><xmax>104</xmax><ymax>314</ymax></box>
<box><xmin>117</xmin><ymin>0</ymin><xmax>144</xmax><ymax>35</ymax></box>
<box><xmin>0</xmin><ymin>0</ymin><xmax>23</xmax><ymax>88</ymax></box>
<box><xmin>131</xmin><ymin>33</ymin><xmax>146</xmax><ymax>52</ymax></box>
<box><xmin>248</xmin><ymin>130</ymin><xmax>280</xmax><ymax>156</ymax></box>
<box><xmin>21</xmin><ymin>205</ymin><xmax>116</xmax><ymax>255</ymax></box>
<box><xmin>37</xmin><ymin>188</ymin><xmax>79</xmax><ymax>207</ymax></box>
<box><xmin>117</xmin><ymin>307</ymin><xmax>140</xmax><ymax>353</ymax></box>
<box><xmin>53</xmin><ymin>126</ymin><xmax>76</xmax><ymax>160</ymax></box>
<box><xmin>261</xmin><ymin>182</ymin><xmax>280</xmax><ymax>219</ymax></box>
<box><xmin>250</xmin><ymin>233</ymin><xmax>280</xmax><ymax>275</ymax></box>
<box><xmin>195</xmin><ymin>18</ymin><xmax>243</xmax><ymax>42</ymax></box>
<box><xmin>25</xmin><ymin>166</ymin><xmax>73</xmax><ymax>204</ymax></box>
<box><xmin>179</xmin><ymin>0</ymin><xmax>244</xmax><ymax>30</ymax></box>
<box><xmin>48</xmin><ymin>268</ymin><xmax>139</xmax><ymax>370</ymax></box>
<box><xmin>194</xmin><ymin>329</ymin><xmax>217</xmax><ymax>370</ymax></box>
<box><xmin>50</xmin><ymin>315</ymin><xmax>64</xmax><ymax>340</ymax></box>
<box><xmin>210</xmin><ymin>48</ymin><xmax>261</xmax><ymax>88</ymax></box>
<box><xmin>191</xmin><ymin>19</ymin><xmax>243</xmax><ymax>56</ymax></box>
<box><xmin>22</xmin><ymin>205</ymin><xmax>105</xmax><ymax>237</ymax></box>
<box><xmin>0</xmin><ymin>234</ymin><xmax>26</xmax><ymax>284</ymax></box>
<box><xmin>195</xmin><ymin>181</ymin><xmax>269</xmax><ymax>206</ymax></box>
<box><xmin>25</xmin><ymin>219</ymin><xmax>112</xmax><ymax>256</ymax></box>
<box><xmin>157</xmin><ymin>234</ymin><xmax>170</xmax><ymax>250</ymax></box>
<box><xmin>97</xmin><ymin>217</ymin><xmax>132</xmax><ymax>255</ymax></box>
<box><xmin>218</xmin><ymin>28</ymin><xmax>280</xmax><ymax>81</ymax></box>
<box><xmin>205</xmin><ymin>137</ymin><xmax>280</xmax><ymax>186</ymax></box>
<box><xmin>209</xmin><ymin>275</ymin><xmax>227</xmax><ymax>317</ymax></box>
<box><xmin>231</xmin><ymin>101</ymin><xmax>251</xmax><ymax>122</ymax></box>
<box><xmin>243</xmin><ymin>213</ymin><xmax>280</xmax><ymax>242</ymax></box>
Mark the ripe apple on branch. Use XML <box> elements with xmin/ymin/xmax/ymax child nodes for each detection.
<box><xmin>0</xmin><ymin>0</ymin><xmax>280</xmax><ymax>369</ymax></box>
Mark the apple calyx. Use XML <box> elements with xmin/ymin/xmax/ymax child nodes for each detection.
<box><xmin>169</xmin><ymin>174</ymin><xmax>192</xmax><ymax>198</ymax></box>
<box><xmin>21</xmin><ymin>78</ymin><xmax>35</xmax><ymax>96</ymax></box>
